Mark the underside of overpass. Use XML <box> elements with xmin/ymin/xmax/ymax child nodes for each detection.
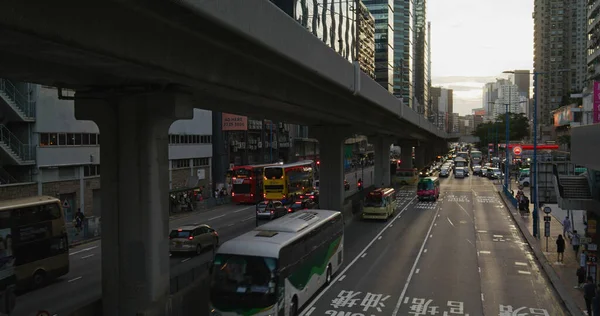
<box><xmin>0</xmin><ymin>1</ymin><xmax>453</xmax><ymax>314</ymax></box>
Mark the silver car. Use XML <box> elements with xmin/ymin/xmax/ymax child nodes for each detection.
<box><xmin>169</xmin><ymin>224</ymin><xmax>219</xmax><ymax>255</ymax></box>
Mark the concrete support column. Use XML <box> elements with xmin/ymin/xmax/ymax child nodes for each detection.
<box><xmin>312</xmin><ymin>126</ymin><xmax>350</xmax><ymax>211</ymax></box>
<box><xmin>373</xmin><ymin>137</ymin><xmax>393</xmax><ymax>187</ymax></box>
<box><xmin>400</xmin><ymin>146</ymin><xmax>413</xmax><ymax>169</ymax></box>
<box><xmin>415</xmin><ymin>146</ymin><xmax>426</xmax><ymax>169</ymax></box>
<box><xmin>75</xmin><ymin>91</ymin><xmax>194</xmax><ymax>316</ymax></box>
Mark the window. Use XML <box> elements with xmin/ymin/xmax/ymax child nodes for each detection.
<box><xmin>172</xmin><ymin>159</ymin><xmax>190</xmax><ymax>169</ymax></box>
<box><xmin>193</xmin><ymin>158</ymin><xmax>209</xmax><ymax>166</ymax></box>
<box><xmin>84</xmin><ymin>165</ymin><xmax>100</xmax><ymax>177</ymax></box>
<box><xmin>168</xmin><ymin>134</ymin><xmax>212</xmax><ymax>144</ymax></box>
<box><xmin>39</xmin><ymin>133</ymin><xmax>100</xmax><ymax>146</ymax></box>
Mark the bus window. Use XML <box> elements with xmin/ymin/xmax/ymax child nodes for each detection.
<box><xmin>365</xmin><ymin>195</ymin><xmax>383</xmax><ymax>207</ymax></box>
<box><xmin>210</xmin><ymin>254</ymin><xmax>277</xmax><ymax>309</ymax></box>
<box><xmin>264</xmin><ymin>168</ymin><xmax>283</xmax><ymax>179</ymax></box>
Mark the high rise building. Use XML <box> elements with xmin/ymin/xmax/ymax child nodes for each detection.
<box><xmin>364</xmin><ymin>0</ymin><xmax>395</xmax><ymax>92</ymax></box>
<box><xmin>357</xmin><ymin>2</ymin><xmax>376</xmax><ymax>79</ymax></box>
<box><xmin>533</xmin><ymin>0</ymin><xmax>587</xmax><ymax>129</ymax></box>
<box><xmin>589</xmin><ymin>1</ymin><xmax>600</xmax><ymax>82</ymax></box>
<box><xmin>430</xmin><ymin>87</ymin><xmax>453</xmax><ymax>132</ymax></box>
<box><xmin>392</xmin><ymin>0</ymin><xmax>414</xmax><ymax>108</ymax></box>
<box><xmin>482</xmin><ymin>78</ymin><xmax>511</xmax><ymax>119</ymax></box>
<box><xmin>513</xmin><ymin>70</ymin><xmax>531</xmax><ymax>99</ymax></box>
<box><xmin>412</xmin><ymin>0</ymin><xmax>430</xmax><ymax>117</ymax></box>
<box><xmin>493</xmin><ymin>83</ymin><xmax>525</xmax><ymax>117</ymax></box>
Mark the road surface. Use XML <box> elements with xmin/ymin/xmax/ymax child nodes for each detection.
<box><xmin>15</xmin><ymin>167</ymin><xmax>373</xmax><ymax>316</ymax></box>
<box><xmin>300</xmin><ymin>173</ymin><xmax>567</xmax><ymax>316</ymax></box>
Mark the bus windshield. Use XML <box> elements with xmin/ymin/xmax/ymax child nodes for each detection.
<box><xmin>234</xmin><ymin>168</ymin><xmax>252</xmax><ymax>178</ymax></box>
<box><xmin>210</xmin><ymin>254</ymin><xmax>277</xmax><ymax>309</ymax></box>
<box><xmin>417</xmin><ymin>181</ymin><xmax>434</xmax><ymax>191</ymax></box>
<box><xmin>264</xmin><ymin>168</ymin><xmax>283</xmax><ymax>179</ymax></box>
<box><xmin>364</xmin><ymin>195</ymin><xmax>383</xmax><ymax>207</ymax></box>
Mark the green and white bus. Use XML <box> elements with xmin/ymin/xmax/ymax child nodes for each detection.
<box><xmin>209</xmin><ymin>209</ymin><xmax>344</xmax><ymax>316</ymax></box>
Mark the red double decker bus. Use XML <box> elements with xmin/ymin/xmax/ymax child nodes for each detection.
<box><xmin>231</xmin><ymin>163</ymin><xmax>279</xmax><ymax>204</ymax></box>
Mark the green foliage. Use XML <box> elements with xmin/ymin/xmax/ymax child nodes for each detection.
<box><xmin>472</xmin><ymin>113</ymin><xmax>530</xmax><ymax>149</ymax></box>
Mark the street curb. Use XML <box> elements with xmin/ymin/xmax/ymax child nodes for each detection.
<box><xmin>495</xmin><ymin>190</ymin><xmax>583</xmax><ymax>316</ymax></box>
<box><xmin>69</xmin><ymin>236</ymin><xmax>101</xmax><ymax>248</ymax></box>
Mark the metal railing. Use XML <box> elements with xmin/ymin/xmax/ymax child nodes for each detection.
<box><xmin>0</xmin><ymin>166</ymin><xmax>17</xmax><ymax>185</ymax></box>
<box><xmin>0</xmin><ymin>124</ymin><xmax>35</xmax><ymax>161</ymax></box>
<box><xmin>0</xmin><ymin>79</ymin><xmax>35</xmax><ymax>117</ymax></box>
<box><xmin>67</xmin><ymin>216</ymin><xmax>101</xmax><ymax>245</ymax></box>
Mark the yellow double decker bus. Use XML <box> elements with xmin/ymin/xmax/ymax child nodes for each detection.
<box><xmin>362</xmin><ymin>188</ymin><xmax>397</xmax><ymax>220</ymax></box>
<box><xmin>0</xmin><ymin>196</ymin><xmax>69</xmax><ymax>292</ymax></box>
<box><xmin>263</xmin><ymin>161</ymin><xmax>314</xmax><ymax>201</ymax></box>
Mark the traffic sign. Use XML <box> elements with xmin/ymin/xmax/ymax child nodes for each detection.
<box><xmin>543</xmin><ymin>206</ymin><xmax>552</xmax><ymax>214</ymax></box>
<box><xmin>513</xmin><ymin>146</ymin><xmax>522</xmax><ymax>155</ymax></box>
<box><xmin>543</xmin><ymin>215</ymin><xmax>552</xmax><ymax>222</ymax></box>
<box><xmin>62</xmin><ymin>200</ymin><xmax>70</xmax><ymax>208</ymax></box>
<box><xmin>544</xmin><ymin>221</ymin><xmax>550</xmax><ymax>237</ymax></box>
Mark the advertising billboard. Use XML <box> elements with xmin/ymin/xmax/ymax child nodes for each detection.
<box><xmin>594</xmin><ymin>81</ymin><xmax>600</xmax><ymax>123</ymax></box>
<box><xmin>222</xmin><ymin>113</ymin><xmax>248</xmax><ymax>131</ymax></box>
<box><xmin>553</xmin><ymin>105</ymin><xmax>574</xmax><ymax>127</ymax></box>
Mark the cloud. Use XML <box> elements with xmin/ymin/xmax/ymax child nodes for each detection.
<box><xmin>430</xmin><ymin>75</ymin><xmax>501</xmax><ymax>116</ymax></box>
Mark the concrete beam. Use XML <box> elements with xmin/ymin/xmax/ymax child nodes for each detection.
<box><xmin>75</xmin><ymin>89</ymin><xmax>194</xmax><ymax>316</ymax></box>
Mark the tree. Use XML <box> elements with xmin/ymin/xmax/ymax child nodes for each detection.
<box><xmin>472</xmin><ymin>113</ymin><xmax>531</xmax><ymax>150</ymax></box>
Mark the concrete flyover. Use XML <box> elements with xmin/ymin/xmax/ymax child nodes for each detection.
<box><xmin>0</xmin><ymin>1</ymin><xmax>453</xmax><ymax>315</ymax></box>
<box><xmin>0</xmin><ymin>0</ymin><xmax>447</xmax><ymax>141</ymax></box>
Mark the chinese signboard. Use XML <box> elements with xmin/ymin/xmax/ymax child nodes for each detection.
<box><xmin>222</xmin><ymin>113</ymin><xmax>247</xmax><ymax>131</ymax></box>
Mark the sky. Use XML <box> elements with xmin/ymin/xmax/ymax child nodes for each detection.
<box><xmin>428</xmin><ymin>0</ymin><xmax>534</xmax><ymax>115</ymax></box>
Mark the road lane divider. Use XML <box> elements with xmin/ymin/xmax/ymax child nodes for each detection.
<box><xmin>391</xmin><ymin>205</ymin><xmax>441</xmax><ymax>316</ymax></box>
<box><xmin>69</xmin><ymin>246</ymin><xmax>98</xmax><ymax>256</ymax></box>
<box><xmin>299</xmin><ymin>195</ymin><xmax>418</xmax><ymax>316</ymax></box>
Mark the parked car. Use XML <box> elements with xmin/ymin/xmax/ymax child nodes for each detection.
<box><xmin>169</xmin><ymin>224</ymin><xmax>219</xmax><ymax>255</ymax></box>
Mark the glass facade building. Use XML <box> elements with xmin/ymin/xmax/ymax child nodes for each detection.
<box><xmin>393</xmin><ymin>0</ymin><xmax>414</xmax><ymax>108</ymax></box>
<box><xmin>413</xmin><ymin>0</ymin><xmax>429</xmax><ymax>117</ymax></box>
<box><xmin>363</xmin><ymin>0</ymin><xmax>395</xmax><ymax>92</ymax></box>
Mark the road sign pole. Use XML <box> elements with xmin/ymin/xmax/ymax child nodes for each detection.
<box><xmin>543</xmin><ymin>207</ymin><xmax>552</xmax><ymax>251</ymax></box>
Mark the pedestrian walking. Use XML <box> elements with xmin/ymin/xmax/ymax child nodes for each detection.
<box><xmin>572</xmin><ymin>230</ymin><xmax>581</xmax><ymax>256</ymax></box>
<box><xmin>563</xmin><ymin>215</ymin><xmax>572</xmax><ymax>238</ymax></box>
<box><xmin>583</xmin><ymin>276</ymin><xmax>596</xmax><ymax>315</ymax></box>
<box><xmin>556</xmin><ymin>234</ymin><xmax>565</xmax><ymax>263</ymax></box>
<box><xmin>577</xmin><ymin>266</ymin><xmax>587</xmax><ymax>288</ymax></box>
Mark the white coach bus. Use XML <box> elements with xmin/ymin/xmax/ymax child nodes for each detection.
<box><xmin>209</xmin><ymin>209</ymin><xmax>344</xmax><ymax>316</ymax></box>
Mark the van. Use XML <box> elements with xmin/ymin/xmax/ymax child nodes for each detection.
<box><xmin>417</xmin><ymin>177</ymin><xmax>440</xmax><ymax>201</ymax></box>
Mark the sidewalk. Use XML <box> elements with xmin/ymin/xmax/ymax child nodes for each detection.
<box><xmin>69</xmin><ymin>198</ymin><xmax>234</xmax><ymax>248</ymax></box>
<box><xmin>495</xmin><ymin>184</ymin><xmax>586</xmax><ymax>316</ymax></box>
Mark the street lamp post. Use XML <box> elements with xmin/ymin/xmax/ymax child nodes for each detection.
<box><xmin>503</xmin><ymin>69</ymin><xmax>570</xmax><ymax>238</ymax></box>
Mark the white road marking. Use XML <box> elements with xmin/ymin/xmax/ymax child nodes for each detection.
<box><xmin>233</xmin><ymin>206</ymin><xmax>254</xmax><ymax>213</ymax></box>
<box><xmin>493</xmin><ymin>234</ymin><xmax>503</xmax><ymax>238</ymax></box>
<box><xmin>478</xmin><ymin>230</ymin><xmax>487</xmax><ymax>233</ymax></box>
<box><xmin>360</xmin><ymin>253</ymin><xmax>367</xmax><ymax>258</ymax></box>
<box><xmin>377</xmin><ymin>236</ymin><xmax>382</xmax><ymax>240</ymax></box>
<box><xmin>466</xmin><ymin>239</ymin><xmax>474</xmax><ymax>246</ymax></box>
<box><xmin>518</xmin><ymin>270</ymin><xmax>531</xmax><ymax>275</ymax></box>
<box><xmin>224</xmin><ymin>223</ymin><xmax>235</xmax><ymax>227</ymax></box>
<box><xmin>479</xmin><ymin>250</ymin><xmax>491</xmax><ymax>254</ymax></box>
<box><xmin>481</xmin><ymin>293</ymin><xmax>485</xmax><ymax>301</ymax></box>
<box><xmin>515</xmin><ymin>262</ymin><xmax>528</xmax><ymax>266</ymax></box>
<box><xmin>392</xmin><ymin>205</ymin><xmax>441</xmax><ymax>316</ymax></box>
<box><xmin>447</xmin><ymin>217</ymin><xmax>455</xmax><ymax>227</ymax></box>
<box><xmin>429</xmin><ymin>234</ymin><xmax>433</xmax><ymax>238</ymax></box>
<box><xmin>456</xmin><ymin>202</ymin><xmax>471</xmax><ymax>218</ymax></box>
<box><xmin>338</xmin><ymin>275</ymin><xmax>347</xmax><ymax>282</ymax></box>
<box><xmin>81</xmin><ymin>254</ymin><xmax>94</xmax><ymax>259</ymax></box>
<box><xmin>423</xmin><ymin>249</ymin><xmax>428</xmax><ymax>253</ymax></box>
<box><xmin>241</xmin><ymin>216</ymin><xmax>255</xmax><ymax>222</ymax></box>
<box><xmin>207</xmin><ymin>214</ymin><xmax>227</xmax><ymax>221</ymax></box>
<box><xmin>70</xmin><ymin>245</ymin><xmax>98</xmax><ymax>256</ymax></box>
<box><xmin>68</xmin><ymin>276</ymin><xmax>82</xmax><ymax>283</ymax></box>
<box><xmin>415</xmin><ymin>269</ymin><xmax>420</xmax><ymax>274</ymax></box>
<box><xmin>305</xmin><ymin>307</ymin><xmax>315</xmax><ymax>316</ymax></box>
<box><xmin>478</xmin><ymin>267</ymin><xmax>481</xmax><ymax>273</ymax></box>
<box><xmin>298</xmin><ymin>196</ymin><xmax>418</xmax><ymax>316</ymax></box>
<box><xmin>181</xmin><ymin>258</ymin><xmax>191</xmax><ymax>263</ymax></box>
